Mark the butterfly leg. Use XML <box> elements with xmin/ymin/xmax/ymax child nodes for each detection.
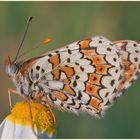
<box><xmin>27</xmin><ymin>100</ymin><xmax>39</xmax><ymax>138</ymax></box>
<box><xmin>44</xmin><ymin>97</ymin><xmax>56</xmax><ymax>124</ymax></box>
<box><xmin>34</xmin><ymin>92</ymin><xmax>56</xmax><ymax>124</ymax></box>
<box><xmin>8</xmin><ymin>89</ymin><xmax>39</xmax><ymax>138</ymax></box>
<box><xmin>8</xmin><ymin>88</ymin><xmax>19</xmax><ymax>110</ymax></box>
<box><xmin>23</xmin><ymin>96</ymin><xmax>39</xmax><ymax>138</ymax></box>
<box><xmin>41</xmin><ymin>96</ymin><xmax>56</xmax><ymax>124</ymax></box>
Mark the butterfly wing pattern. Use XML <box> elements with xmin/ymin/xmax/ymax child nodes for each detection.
<box><xmin>27</xmin><ymin>36</ymin><xmax>131</xmax><ymax>118</ymax></box>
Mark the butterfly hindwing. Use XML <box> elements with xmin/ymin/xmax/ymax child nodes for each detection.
<box><xmin>114</xmin><ymin>40</ymin><xmax>140</xmax><ymax>95</ymax></box>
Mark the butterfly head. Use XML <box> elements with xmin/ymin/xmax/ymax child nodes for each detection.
<box><xmin>5</xmin><ymin>56</ymin><xmax>19</xmax><ymax>78</ymax></box>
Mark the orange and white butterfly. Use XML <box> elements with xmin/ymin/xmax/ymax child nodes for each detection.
<box><xmin>5</xmin><ymin>17</ymin><xmax>140</xmax><ymax>118</ymax></box>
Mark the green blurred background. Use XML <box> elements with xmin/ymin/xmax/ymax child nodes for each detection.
<box><xmin>0</xmin><ymin>1</ymin><xmax>140</xmax><ymax>138</ymax></box>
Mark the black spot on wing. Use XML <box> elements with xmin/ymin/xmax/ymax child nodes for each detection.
<box><xmin>110</xmin><ymin>79</ymin><xmax>115</xmax><ymax>86</ymax></box>
<box><xmin>36</xmin><ymin>66</ymin><xmax>40</xmax><ymax>70</ymax></box>
<box><xmin>67</xmin><ymin>58</ymin><xmax>71</xmax><ymax>63</ymax></box>
<box><xmin>115</xmin><ymin>69</ymin><xmax>118</xmax><ymax>73</ymax></box>
<box><xmin>41</xmin><ymin>68</ymin><xmax>45</xmax><ymax>73</ymax></box>
<box><xmin>113</xmin><ymin>58</ymin><xmax>117</xmax><ymax>62</ymax></box>
<box><xmin>107</xmin><ymin>47</ymin><xmax>112</xmax><ymax>52</ymax></box>
<box><xmin>99</xmin><ymin>40</ymin><xmax>102</xmax><ymax>43</ymax></box>
<box><xmin>134</xmin><ymin>57</ymin><xmax>138</xmax><ymax>62</ymax></box>
<box><xmin>77</xmin><ymin>91</ymin><xmax>82</xmax><ymax>100</ymax></box>
<box><xmin>105</xmin><ymin>92</ymin><xmax>109</xmax><ymax>97</ymax></box>
<box><xmin>75</xmin><ymin>75</ymin><xmax>80</xmax><ymax>80</ymax></box>
<box><xmin>73</xmin><ymin>81</ymin><xmax>77</xmax><ymax>87</ymax></box>
<box><xmin>80</xmin><ymin>66</ymin><xmax>84</xmax><ymax>71</ymax></box>
<box><xmin>135</xmin><ymin>50</ymin><xmax>139</xmax><ymax>53</ymax></box>
<box><xmin>133</xmin><ymin>43</ymin><xmax>137</xmax><ymax>47</ymax></box>
<box><xmin>60</xmin><ymin>102</ymin><xmax>63</xmax><ymax>107</ymax></box>
<box><xmin>68</xmin><ymin>49</ymin><xmax>72</xmax><ymax>54</ymax></box>
<box><xmin>67</xmin><ymin>106</ymin><xmax>70</xmax><ymax>109</ymax></box>
<box><xmin>48</xmin><ymin>54</ymin><xmax>53</xmax><ymax>57</ymax></box>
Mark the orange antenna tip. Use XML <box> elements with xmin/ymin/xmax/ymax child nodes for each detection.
<box><xmin>43</xmin><ymin>38</ymin><xmax>52</xmax><ymax>45</ymax></box>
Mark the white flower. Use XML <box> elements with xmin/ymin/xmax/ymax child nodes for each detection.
<box><xmin>0</xmin><ymin>101</ymin><xmax>56</xmax><ymax>139</ymax></box>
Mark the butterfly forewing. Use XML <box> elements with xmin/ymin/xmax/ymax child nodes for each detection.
<box><xmin>27</xmin><ymin>36</ymin><xmax>123</xmax><ymax>117</ymax></box>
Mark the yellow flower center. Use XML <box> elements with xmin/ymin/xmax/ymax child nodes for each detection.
<box><xmin>7</xmin><ymin>101</ymin><xmax>56</xmax><ymax>134</ymax></box>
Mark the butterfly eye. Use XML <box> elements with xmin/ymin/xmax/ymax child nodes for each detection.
<box><xmin>11</xmin><ymin>63</ymin><xmax>18</xmax><ymax>73</ymax></box>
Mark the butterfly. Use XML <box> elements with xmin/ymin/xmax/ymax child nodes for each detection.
<box><xmin>5</xmin><ymin>17</ymin><xmax>140</xmax><ymax>118</ymax></box>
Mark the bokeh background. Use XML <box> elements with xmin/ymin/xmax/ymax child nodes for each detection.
<box><xmin>0</xmin><ymin>1</ymin><xmax>140</xmax><ymax>138</ymax></box>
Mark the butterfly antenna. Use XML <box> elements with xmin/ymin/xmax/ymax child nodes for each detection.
<box><xmin>13</xmin><ymin>16</ymin><xmax>33</xmax><ymax>62</ymax></box>
<box><xmin>17</xmin><ymin>38</ymin><xmax>52</xmax><ymax>59</ymax></box>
